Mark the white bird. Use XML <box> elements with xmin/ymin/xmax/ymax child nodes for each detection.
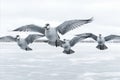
<box><xmin>61</xmin><ymin>33</ymin><xmax>91</xmax><ymax>54</ymax></box>
<box><xmin>40</xmin><ymin>33</ymin><xmax>91</xmax><ymax>54</ymax></box>
<box><xmin>0</xmin><ymin>34</ymin><xmax>44</xmax><ymax>51</ymax></box>
<box><xmin>76</xmin><ymin>33</ymin><xmax>120</xmax><ymax>50</ymax></box>
<box><xmin>13</xmin><ymin>18</ymin><xmax>93</xmax><ymax>47</ymax></box>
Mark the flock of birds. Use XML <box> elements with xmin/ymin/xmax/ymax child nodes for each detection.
<box><xmin>0</xmin><ymin>18</ymin><xmax>120</xmax><ymax>54</ymax></box>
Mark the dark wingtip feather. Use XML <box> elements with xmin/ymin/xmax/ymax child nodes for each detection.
<box><xmin>87</xmin><ymin>17</ymin><xmax>93</xmax><ymax>23</ymax></box>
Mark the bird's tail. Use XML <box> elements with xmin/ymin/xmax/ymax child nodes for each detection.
<box><xmin>96</xmin><ymin>44</ymin><xmax>108</xmax><ymax>50</ymax></box>
<box><xmin>63</xmin><ymin>49</ymin><xmax>75</xmax><ymax>54</ymax></box>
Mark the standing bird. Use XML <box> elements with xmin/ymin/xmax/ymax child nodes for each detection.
<box><xmin>13</xmin><ymin>18</ymin><xmax>93</xmax><ymax>47</ymax></box>
<box><xmin>0</xmin><ymin>34</ymin><xmax>44</xmax><ymax>51</ymax></box>
<box><xmin>76</xmin><ymin>33</ymin><xmax>120</xmax><ymax>50</ymax></box>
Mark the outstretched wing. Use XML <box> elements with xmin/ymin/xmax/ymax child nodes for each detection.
<box><xmin>56</xmin><ymin>18</ymin><xmax>93</xmax><ymax>35</ymax></box>
<box><xmin>25</xmin><ymin>34</ymin><xmax>44</xmax><ymax>44</ymax></box>
<box><xmin>13</xmin><ymin>24</ymin><xmax>45</xmax><ymax>34</ymax></box>
<box><xmin>76</xmin><ymin>33</ymin><xmax>97</xmax><ymax>41</ymax></box>
<box><xmin>0</xmin><ymin>36</ymin><xmax>16</xmax><ymax>42</ymax></box>
<box><xmin>70</xmin><ymin>33</ymin><xmax>92</xmax><ymax>47</ymax></box>
<box><xmin>105</xmin><ymin>35</ymin><xmax>120</xmax><ymax>41</ymax></box>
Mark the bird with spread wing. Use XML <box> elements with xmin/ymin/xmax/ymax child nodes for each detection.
<box><xmin>13</xmin><ymin>18</ymin><xmax>93</xmax><ymax>47</ymax></box>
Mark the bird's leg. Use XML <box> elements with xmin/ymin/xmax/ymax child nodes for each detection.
<box><xmin>25</xmin><ymin>48</ymin><xmax>28</xmax><ymax>51</ymax></box>
<box><xmin>69</xmin><ymin>50</ymin><xmax>70</xmax><ymax>54</ymax></box>
<box><xmin>100</xmin><ymin>45</ymin><xmax>102</xmax><ymax>50</ymax></box>
<box><xmin>55</xmin><ymin>40</ymin><xmax>58</xmax><ymax>47</ymax></box>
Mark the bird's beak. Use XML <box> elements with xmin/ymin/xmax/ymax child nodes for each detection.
<box><xmin>44</xmin><ymin>27</ymin><xmax>49</xmax><ymax>30</ymax></box>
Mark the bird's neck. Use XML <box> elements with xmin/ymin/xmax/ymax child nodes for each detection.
<box><xmin>16</xmin><ymin>37</ymin><xmax>20</xmax><ymax>41</ymax></box>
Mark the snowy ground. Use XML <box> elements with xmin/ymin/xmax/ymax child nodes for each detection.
<box><xmin>0</xmin><ymin>42</ymin><xmax>120</xmax><ymax>80</ymax></box>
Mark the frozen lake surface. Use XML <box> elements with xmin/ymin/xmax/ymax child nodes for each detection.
<box><xmin>0</xmin><ymin>42</ymin><xmax>120</xmax><ymax>80</ymax></box>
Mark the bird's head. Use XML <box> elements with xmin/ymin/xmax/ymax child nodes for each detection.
<box><xmin>44</xmin><ymin>23</ymin><xmax>50</xmax><ymax>30</ymax></box>
<box><xmin>63</xmin><ymin>39</ymin><xmax>66</xmax><ymax>41</ymax></box>
<box><xmin>99</xmin><ymin>34</ymin><xmax>102</xmax><ymax>38</ymax></box>
<box><xmin>16</xmin><ymin>35</ymin><xmax>20</xmax><ymax>40</ymax></box>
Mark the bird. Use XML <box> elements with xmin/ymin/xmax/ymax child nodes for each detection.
<box><xmin>13</xmin><ymin>18</ymin><xmax>93</xmax><ymax>47</ymax></box>
<box><xmin>39</xmin><ymin>33</ymin><xmax>91</xmax><ymax>54</ymax></box>
<box><xmin>61</xmin><ymin>33</ymin><xmax>92</xmax><ymax>54</ymax></box>
<box><xmin>76</xmin><ymin>33</ymin><xmax>120</xmax><ymax>50</ymax></box>
<box><xmin>0</xmin><ymin>34</ymin><xmax>44</xmax><ymax>51</ymax></box>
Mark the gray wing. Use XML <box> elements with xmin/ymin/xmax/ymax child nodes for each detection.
<box><xmin>37</xmin><ymin>40</ymin><xmax>49</xmax><ymax>43</ymax></box>
<box><xmin>105</xmin><ymin>35</ymin><xmax>120</xmax><ymax>41</ymax></box>
<box><xmin>0</xmin><ymin>36</ymin><xmax>16</xmax><ymax>42</ymax></box>
<box><xmin>70</xmin><ymin>33</ymin><xmax>92</xmax><ymax>47</ymax></box>
<box><xmin>56</xmin><ymin>17</ymin><xmax>93</xmax><ymax>35</ymax></box>
<box><xmin>76</xmin><ymin>33</ymin><xmax>97</xmax><ymax>41</ymax></box>
<box><xmin>25</xmin><ymin>34</ymin><xmax>44</xmax><ymax>44</ymax></box>
<box><xmin>13</xmin><ymin>24</ymin><xmax>45</xmax><ymax>34</ymax></box>
<box><xmin>35</xmin><ymin>39</ymin><xmax>63</xmax><ymax>47</ymax></box>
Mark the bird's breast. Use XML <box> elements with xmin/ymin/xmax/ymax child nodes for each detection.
<box><xmin>18</xmin><ymin>39</ymin><xmax>27</xmax><ymax>46</ymax></box>
<box><xmin>97</xmin><ymin>37</ymin><xmax>105</xmax><ymax>44</ymax></box>
<box><xmin>62</xmin><ymin>43</ymin><xmax>70</xmax><ymax>50</ymax></box>
<box><xmin>45</xmin><ymin>28</ymin><xmax>59</xmax><ymax>41</ymax></box>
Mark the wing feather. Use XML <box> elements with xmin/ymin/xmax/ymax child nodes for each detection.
<box><xmin>0</xmin><ymin>36</ymin><xmax>16</xmax><ymax>42</ymax></box>
<box><xmin>56</xmin><ymin>18</ymin><xmax>93</xmax><ymax>35</ymax></box>
<box><xmin>13</xmin><ymin>24</ymin><xmax>45</xmax><ymax>34</ymax></box>
<box><xmin>105</xmin><ymin>35</ymin><xmax>120</xmax><ymax>41</ymax></box>
<box><xmin>25</xmin><ymin>34</ymin><xmax>44</xmax><ymax>44</ymax></box>
<box><xmin>70</xmin><ymin>33</ymin><xmax>92</xmax><ymax>47</ymax></box>
<box><xmin>76</xmin><ymin>33</ymin><xmax>97</xmax><ymax>41</ymax></box>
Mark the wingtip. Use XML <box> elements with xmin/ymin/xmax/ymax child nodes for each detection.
<box><xmin>11</xmin><ymin>28</ymin><xmax>18</xmax><ymax>31</ymax></box>
<box><xmin>12</xmin><ymin>29</ymin><xmax>20</xmax><ymax>31</ymax></box>
<box><xmin>12</xmin><ymin>29</ymin><xmax>16</xmax><ymax>31</ymax></box>
<box><xmin>87</xmin><ymin>17</ymin><xmax>93</xmax><ymax>23</ymax></box>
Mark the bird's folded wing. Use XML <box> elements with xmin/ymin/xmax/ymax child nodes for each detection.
<box><xmin>13</xmin><ymin>24</ymin><xmax>45</xmax><ymax>34</ymax></box>
<box><xmin>105</xmin><ymin>35</ymin><xmax>120</xmax><ymax>41</ymax></box>
<box><xmin>56</xmin><ymin>18</ymin><xmax>93</xmax><ymax>35</ymax></box>
<box><xmin>25</xmin><ymin>34</ymin><xmax>44</xmax><ymax>44</ymax></box>
<box><xmin>0</xmin><ymin>36</ymin><xmax>16</xmax><ymax>42</ymax></box>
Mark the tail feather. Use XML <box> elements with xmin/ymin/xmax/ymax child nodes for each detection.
<box><xmin>63</xmin><ymin>49</ymin><xmax>75</xmax><ymax>54</ymax></box>
<box><xmin>96</xmin><ymin>44</ymin><xmax>108</xmax><ymax>50</ymax></box>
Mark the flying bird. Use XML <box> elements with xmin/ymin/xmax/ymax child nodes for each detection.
<box><xmin>13</xmin><ymin>18</ymin><xmax>93</xmax><ymax>47</ymax></box>
<box><xmin>40</xmin><ymin>33</ymin><xmax>91</xmax><ymax>54</ymax></box>
<box><xmin>76</xmin><ymin>33</ymin><xmax>120</xmax><ymax>50</ymax></box>
<box><xmin>61</xmin><ymin>33</ymin><xmax>91</xmax><ymax>54</ymax></box>
<box><xmin>0</xmin><ymin>34</ymin><xmax>44</xmax><ymax>51</ymax></box>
